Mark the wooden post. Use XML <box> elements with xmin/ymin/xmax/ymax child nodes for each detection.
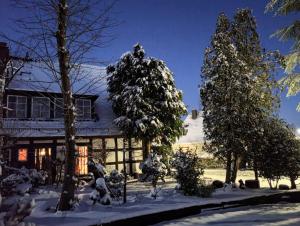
<box><xmin>123</xmin><ymin>138</ymin><xmax>127</xmax><ymax>204</ymax></box>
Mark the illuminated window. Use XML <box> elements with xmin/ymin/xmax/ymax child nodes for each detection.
<box><xmin>76</xmin><ymin>146</ymin><xmax>88</xmax><ymax>175</ymax></box>
<box><xmin>35</xmin><ymin>148</ymin><xmax>52</xmax><ymax>170</ymax></box>
<box><xmin>18</xmin><ymin>148</ymin><xmax>28</xmax><ymax>161</ymax></box>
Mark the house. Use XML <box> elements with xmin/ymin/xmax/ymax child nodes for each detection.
<box><xmin>0</xmin><ymin>43</ymin><xmax>144</xmax><ymax>177</ymax></box>
<box><xmin>173</xmin><ymin>109</ymin><xmax>213</xmax><ymax>159</ymax></box>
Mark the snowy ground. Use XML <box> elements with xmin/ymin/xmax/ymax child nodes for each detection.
<box><xmin>19</xmin><ymin>180</ymin><xmax>295</xmax><ymax>226</ymax></box>
<box><xmin>155</xmin><ymin>203</ymin><xmax>300</xmax><ymax>226</ymax></box>
<box><xmin>2</xmin><ymin>169</ymin><xmax>297</xmax><ymax>226</ymax></box>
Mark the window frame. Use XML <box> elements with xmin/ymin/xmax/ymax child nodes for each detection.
<box><xmin>7</xmin><ymin>95</ymin><xmax>27</xmax><ymax>119</ymax></box>
<box><xmin>31</xmin><ymin>96</ymin><xmax>51</xmax><ymax>119</ymax></box>
<box><xmin>75</xmin><ymin>98</ymin><xmax>91</xmax><ymax>119</ymax></box>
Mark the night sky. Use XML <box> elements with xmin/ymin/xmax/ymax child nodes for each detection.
<box><xmin>0</xmin><ymin>0</ymin><xmax>299</xmax><ymax>128</ymax></box>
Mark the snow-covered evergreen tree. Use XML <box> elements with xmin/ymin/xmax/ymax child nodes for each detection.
<box><xmin>201</xmin><ymin>11</ymin><xmax>280</xmax><ymax>183</ymax></box>
<box><xmin>201</xmin><ymin>13</ymin><xmax>250</xmax><ymax>183</ymax></box>
<box><xmin>107</xmin><ymin>44</ymin><xmax>187</xmax><ymax>157</ymax></box>
<box><xmin>230</xmin><ymin>9</ymin><xmax>280</xmax><ymax>181</ymax></box>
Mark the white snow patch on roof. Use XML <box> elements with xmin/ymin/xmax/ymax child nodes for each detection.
<box><xmin>176</xmin><ymin>112</ymin><xmax>205</xmax><ymax>144</ymax></box>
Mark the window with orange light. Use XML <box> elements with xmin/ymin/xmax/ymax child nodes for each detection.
<box><xmin>75</xmin><ymin>146</ymin><xmax>88</xmax><ymax>175</ymax></box>
<box><xmin>18</xmin><ymin>148</ymin><xmax>28</xmax><ymax>161</ymax></box>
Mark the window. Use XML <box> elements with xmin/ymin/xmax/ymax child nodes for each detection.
<box><xmin>55</xmin><ymin>98</ymin><xmax>64</xmax><ymax>118</ymax></box>
<box><xmin>75</xmin><ymin>146</ymin><xmax>88</xmax><ymax>175</ymax></box>
<box><xmin>75</xmin><ymin>99</ymin><xmax>91</xmax><ymax>119</ymax></box>
<box><xmin>7</xmin><ymin>95</ymin><xmax>27</xmax><ymax>118</ymax></box>
<box><xmin>32</xmin><ymin>97</ymin><xmax>50</xmax><ymax>118</ymax></box>
<box><xmin>35</xmin><ymin>148</ymin><xmax>51</xmax><ymax>170</ymax></box>
<box><xmin>18</xmin><ymin>148</ymin><xmax>28</xmax><ymax>161</ymax></box>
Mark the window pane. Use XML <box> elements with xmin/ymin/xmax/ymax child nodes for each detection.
<box><xmin>32</xmin><ymin>97</ymin><xmax>50</xmax><ymax>118</ymax></box>
<box><xmin>105</xmin><ymin>138</ymin><xmax>115</xmax><ymax>149</ymax></box>
<box><xmin>18</xmin><ymin>148</ymin><xmax>28</xmax><ymax>161</ymax></box>
<box><xmin>76</xmin><ymin>146</ymin><xmax>88</xmax><ymax>175</ymax></box>
<box><xmin>76</xmin><ymin>99</ymin><xmax>91</xmax><ymax>119</ymax></box>
<box><xmin>7</xmin><ymin>96</ymin><xmax>27</xmax><ymax>118</ymax></box>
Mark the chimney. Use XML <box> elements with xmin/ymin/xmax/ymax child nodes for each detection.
<box><xmin>191</xmin><ymin>109</ymin><xmax>198</xmax><ymax>120</ymax></box>
<box><xmin>0</xmin><ymin>42</ymin><xmax>9</xmax><ymax>74</ymax></box>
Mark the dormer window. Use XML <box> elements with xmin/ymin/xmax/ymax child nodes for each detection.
<box><xmin>32</xmin><ymin>97</ymin><xmax>50</xmax><ymax>119</ymax></box>
<box><xmin>7</xmin><ymin>95</ymin><xmax>27</xmax><ymax>118</ymax></box>
<box><xmin>75</xmin><ymin>99</ymin><xmax>91</xmax><ymax>119</ymax></box>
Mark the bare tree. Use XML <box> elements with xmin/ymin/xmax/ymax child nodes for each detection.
<box><xmin>1</xmin><ymin>0</ymin><xmax>116</xmax><ymax>210</ymax></box>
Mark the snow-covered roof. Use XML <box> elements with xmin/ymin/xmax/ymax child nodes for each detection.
<box><xmin>176</xmin><ymin>112</ymin><xmax>205</xmax><ymax>144</ymax></box>
<box><xmin>8</xmin><ymin>62</ymin><xmax>105</xmax><ymax>95</ymax></box>
<box><xmin>4</xmin><ymin>62</ymin><xmax>121</xmax><ymax>137</ymax></box>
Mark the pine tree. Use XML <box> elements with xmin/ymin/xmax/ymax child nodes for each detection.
<box><xmin>201</xmin><ymin>13</ymin><xmax>250</xmax><ymax>183</ymax></box>
<box><xmin>107</xmin><ymin>44</ymin><xmax>187</xmax><ymax>157</ymax></box>
<box><xmin>201</xmin><ymin>11</ymin><xmax>280</xmax><ymax>183</ymax></box>
<box><xmin>266</xmin><ymin>0</ymin><xmax>300</xmax><ymax>110</ymax></box>
<box><xmin>230</xmin><ymin>9</ymin><xmax>280</xmax><ymax>181</ymax></box>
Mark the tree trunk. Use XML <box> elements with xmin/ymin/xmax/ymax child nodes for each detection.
<box><xmin>230</xmin><ymin>154</ymin><xmax>241</xmax><ymax>183</ymax></box>
<box><xmin>56</xmin><ymin>0</ymin><xmax>77</xmax><ymax>211</ymax></box>
<box><xmin>253</xmin><ymin>160</ymin><xmax>259</xmax><ymax>181</ymax></box>
<box><xmin>290</xmin><ymin>176</ymin><xmax>297</xmax><ymax>189</ymax></box>
<box><xmin>142</xmin><ymin>138</ymin><xmax>151</xmax><ymax>160</ymax></box>
<box><xmin>225</xmin><ymin>151</ymin><xmax>232</xmax><ymax>183</ymax></box>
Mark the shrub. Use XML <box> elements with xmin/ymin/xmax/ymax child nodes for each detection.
<box><xmin>171</xmin><ymin>149</ymin><xmax>206</xmax><ymax>196</ymax></box>
<box><xmin>245</xmin><ymin>180</ymin><xmax>260</xmax><ymax>189</ymax></box>
<box><xmin>278</xmin><ymin>184</ymin><xmax>289</xmax><ymax>190</ymax></box>
<box><xmin>140</xmin><ymin>152</ymin><xmax>168</xmax><ymax>188</ymax></box>
<box><xmin>212</xmin><ymin>180</ymin><xmax>224</xmax><ymax>189</ymax></box>
<box><xmin>105</xmin><ymin>170</ymin><xmax>124</xmax><ymax>200</ymax></box>
<box><xmin>198</xmin><ymin>181</ymin><xmax>215</xmax><ymax>197</ymax></box>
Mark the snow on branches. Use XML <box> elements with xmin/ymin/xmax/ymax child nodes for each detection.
<box><xmin>107</xmin><ymin>43</ymin><xmax>187</xmax><ymax>145</ymax></box>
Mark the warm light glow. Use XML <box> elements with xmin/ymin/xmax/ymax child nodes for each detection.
<box><xmin>297</xmin><ymin>128</ymin><xmax>300</xmax><ymax>135</ymax></box>
<box><xmin>18</xmin><ymin>148</ymin><xmax>28</xmax><ymax>161</ymax></box>
<box><xmin>76</xmin><ymin>146</ymin><xmax>88</xmax><ymax>175</ymax></box>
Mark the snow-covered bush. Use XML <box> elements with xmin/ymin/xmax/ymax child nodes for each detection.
<box><xmin>90</xmin><ymin>178</ymin><xmax>111</xmax><ymax>205</ymax></box>
<box><xmin>88</xmin><ymin>160</ymin><xmax>106</xmax><ymax>179</ymax></box>
<box><xmin>140</xmin><ymin>152</ymin><xmax>168</xmax><ymax>187</ymax></box>
<box><xmin>1</xmin><ymin>167</ymin><xmax>47</xmax><ymax>196</ymax></box>
<box><xmin>1</xmin><ymin>194</ymin><xmax>35</xmax><ymax>226</ymax></box>
<box><xmin>140</xmin><ymin>152</ymin><xmax>168</xmax><ymax>199</ymax></box>
<box><xmin>171</xmin><ymin>150</ymin><xmax>206</xmax><ymax>196</ymax></box>
<box><xmin>198</xmin><ymin>180</ymin><xmax>215</xmax><ymax>198</ymax></box>
<box><xmin>105</xmin><ymin>170</ymin><xmax>124</xmax><ymax>200</ymax></box>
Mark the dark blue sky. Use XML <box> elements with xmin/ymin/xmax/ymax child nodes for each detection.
<box><xmin>0</xmin><ymin>0</ymin><xmax>299</xmax><ymax>128</ymax></box>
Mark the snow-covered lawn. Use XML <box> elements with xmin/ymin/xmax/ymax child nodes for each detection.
<box><xmin>204</xmin><ymin>169</ymin><xmax>300</xmax><ymax>188</ymax></box>
<box><xmin>155</xmin><ymin>203</ymin><xmax>300</xmax><ymax>226</ymax></box>
<box><xmin>20</xmin><ymin>180</ymin><xmax>296</xmax><ymax>226</ymax></box>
